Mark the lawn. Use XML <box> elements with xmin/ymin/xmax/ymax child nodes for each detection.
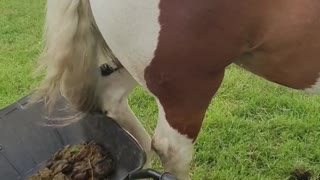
<box><xmin>1</xmin><ymin>1</ymin><xmax>320</xmax><ymax>179</ymax></box>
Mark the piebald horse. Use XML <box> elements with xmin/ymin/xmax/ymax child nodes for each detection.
<box><xmin>29</xmin><ymin>0</ymin><xmax>320</xmax><ymax>179</ymax></box>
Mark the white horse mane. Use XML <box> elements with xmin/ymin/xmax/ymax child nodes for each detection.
<box><xmin>27</xmin><ymin>0</ymin><xmax>116</xmax><ymax>121</ymax></box>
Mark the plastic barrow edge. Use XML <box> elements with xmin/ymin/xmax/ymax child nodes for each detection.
<box><xmin>0</xmin><ymin>94</ymin><xmax>177</xmax><ymax>180</ymax></box>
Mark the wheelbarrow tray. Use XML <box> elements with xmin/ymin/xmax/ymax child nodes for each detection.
<box><xmin>0</xmin><ymin>95</ymin><xmax>145</xmax><ymax>180</ymax></box>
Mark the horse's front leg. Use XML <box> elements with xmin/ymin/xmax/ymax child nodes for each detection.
<box><xmin>147</xmin><ymin>70</ymin><xmax>225</xmax><ymax>179</ymax></box>
<box><xmin>98</xmin><ymin>68</ymin><xmax>153</xmax><ymax>168</ymax></box>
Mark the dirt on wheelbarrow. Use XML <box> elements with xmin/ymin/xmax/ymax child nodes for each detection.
<box><xmin>29</xmin><ymin>142</ymin><xmax>115</xmax><ymax>180</ymax></box>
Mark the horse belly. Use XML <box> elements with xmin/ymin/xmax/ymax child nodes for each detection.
<box><xmin>237</xmin><ymin>47</ymin><xmax>320</xmax><ymax>93</ymax></box>
<box><xmin>89</xmin><ymin>0</ymin><xmax>161</xmax><ymax>87</ymax></box>
<box><xmin>236</xmin><ymin>33</ymin><xmax>320</xmax><ymax>92</ymax></box>
<box><xmin>236</xmin><ymin>0</ymin><xmax>320</xmax><ymax>93</ymax></box>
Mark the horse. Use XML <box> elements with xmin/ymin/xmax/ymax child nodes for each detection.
<box><xmin>28</xmin><ymin>0</ymin><xmax>320</xmax><ymax>179</ymax></box>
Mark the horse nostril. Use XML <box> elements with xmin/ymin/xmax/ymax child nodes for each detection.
<box><xmin>104</xmin><ymin>110</ymin><xmax>109</xmax><ymax>115</ymax></box>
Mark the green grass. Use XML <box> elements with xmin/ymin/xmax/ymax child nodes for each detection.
<box><xmin>1</xmin><ymin>1</ymin><xmax>320</xmax><ymax>179</ymax></box>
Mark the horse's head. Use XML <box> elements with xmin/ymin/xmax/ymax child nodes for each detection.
<box><xmin>96</xmin><ymin>63</ymin><xmax>137</xmax><ymax>119</ymax></box>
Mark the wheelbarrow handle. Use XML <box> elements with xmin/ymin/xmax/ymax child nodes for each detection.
<box><xmin>159</xmin><ymin>172</ymin><xmax>178</xmax><ymax>180</ymax></box>
<box><xmin>128</xmin><ymin>169</ymin><xmax>178</xmax><ymax>180</ymax></box>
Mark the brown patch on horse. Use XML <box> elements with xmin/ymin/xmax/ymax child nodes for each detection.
<box><xmin>144</xmin><ymin>0</ymin><xmax>254</xmax><ymax>139</ymax></box>
<box><xmin>146</xmin><ymin>0</ymin><xmax>320</xmax><ymax>139</ymax></box>
<box><xmin>236</xmin><ymin>0</ymin><xmax>320</xmax><ymax>90</ymax></box>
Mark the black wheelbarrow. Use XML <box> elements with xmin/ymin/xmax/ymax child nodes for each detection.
<box><xmin>0</xmin><ymin>95</ymin><xmax>177</xmax><ymax>180</ymax></box>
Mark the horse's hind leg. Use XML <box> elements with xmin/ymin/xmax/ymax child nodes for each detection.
<box><xmin>149</xmin><ymin>71</ymin><xmax>225</xmax><ymax>179</ymax></box>
<box><xmin>98</xmin><ymin>69</ymin><xmax>153</xmax><ymax>168</ymax></box>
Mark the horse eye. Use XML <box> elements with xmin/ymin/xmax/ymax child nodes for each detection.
<box><xmin>104</xmin><ymin>110</ymin><xmax>109</xmax><ymax>115</ymax></box>
<box><xmin>100</xmin><ymin>64</ymin><xmax>114</xmax><ymax>76</ymax></box>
